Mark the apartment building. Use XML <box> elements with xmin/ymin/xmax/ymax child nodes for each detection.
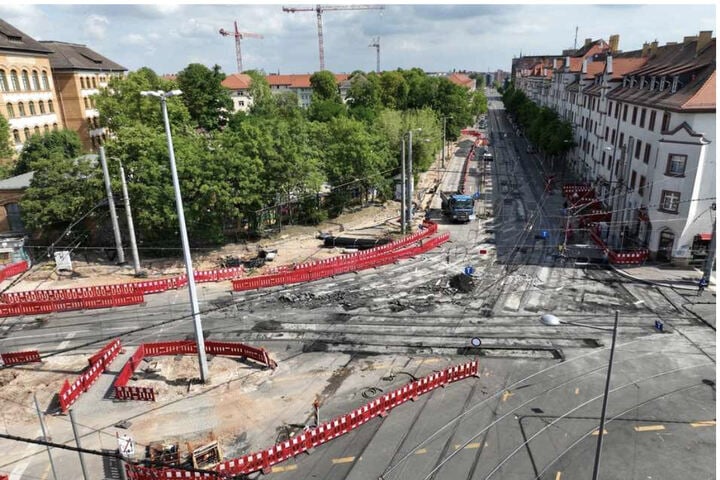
<box><xmin>40</xmin><ymin>41</ymin><xmax>126</xmax><ymax>150</ymax></box>
<box><xmin>266</xmin><ymin>73</ymin><xmax>349</xmax><ymax>109</ymax></box>
<box><xmin>220</xmin><ymin>73</ymin><xmax>254</xmax><ymax>112</ymax></box>
<box><xmin>0</xmin><ymin>19</ymin><xmax>64</xmax><ymax>154</ymax></box>
<box><xmin>513</xmin><ymin>32</ymin><xmax>716</xmax><ymax>265</ymax></box>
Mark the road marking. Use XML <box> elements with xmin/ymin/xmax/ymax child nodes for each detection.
<box><xmin>690</xmin><ymin>420</ymin><xmax>716</xmax><ymax>428</ymax></box>
<box><xmin>0</xmin><ymin>330</ymin><xmax>88</xmax><ymax>343</ymax></box>
<box><xmin>39</xmin><ymin>464</ymin><xmax>50</xmax><ymax>480</ymax></box>
<box><xmin>574</xmin><ymin>387</ymin><xmax>579</xmax><ymax>395</ymax></box>
<box><xmin>454</xmin><ymin>442</ymin><xmax>482</xmax><ymax>450</ymax></box>
<box><xmin>555</xmin><ymin>472</ymin><xmax>562</xmax><ymax>480</ymax></box>
<box><xmin>414</xmin><ymin>448</ymin><xmax>427</xmax><ymax>455</ymax></box>
<box><xmin>58</xmin><ymin>331</ymin><xmax>77</xmax><ymax>350</ymax></box>
<box><xmin>501</xmin><ymin>390</ymin><xmax>514</xmax><ymax>402</ymax></box>
<box><xmin>271</xmin><ymin>465</ymin><xmax>298</xmax><ymax>473</ymax></box>
<box><xmin>591</xmin><ymin>428</ymin><xmax>608</xmax><ymax>436</ymax></box>
<box><xmin>10</xmin><ymin>462</ymin><xmax>28</xmax><ymax>480</ymax></box>
<box><xmin>332</xmin><ymin>456</ymin><xmax>355</xmax><ymax>464</ymax></box>
<box><xmin>634</xmin><ymin>425</ymin><xmax>666</xmax><ymax>432</ymax></box>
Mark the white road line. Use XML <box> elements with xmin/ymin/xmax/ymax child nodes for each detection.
<box><xmin>57</xmin><ymin>331</ymin><xmax>78</xmax><ymax>350</ymax></box>
<box><xmin>0</xmin><ymin>330</ymin><xmax>90</xmax><ymax>343</ymax></box>
<box><xmin>10</xmin><ymin>461</ymin><xmax>29</xmax><ymax>480</ymax></box>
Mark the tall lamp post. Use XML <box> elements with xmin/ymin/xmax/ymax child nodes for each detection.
<box><xmin>540</xmin><ymin>311</ymin><xmax>619</xmax><ymax>480</ymax></box>
<box><xmin>141</xmin><ymin>89</ymin><xmax>209</xmax><ymax>383</ymax></box>
<box><xmin>441</xmin><ymin>115</ymin><xmax>453</xmax><ymax>169</ymax></box>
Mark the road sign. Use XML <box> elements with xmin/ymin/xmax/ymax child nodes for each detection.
<box><xmin>118</xmin><ymin>433</ymin><xmax>135</xmax><ymax>457</ymax></box>
<box><xmin>471</xmin><ymin>337</ymin><xmax>482</xmax><ymax>347</ymax></box>
<box><xmin>540</xmin><ymin>230</ymin><xmax>549</xmax><ymax>239</ymax></box>
<box><xmin>464</xmin><ymin>265</ymin><xmax>475</xmax><ymax>276</ymax></box>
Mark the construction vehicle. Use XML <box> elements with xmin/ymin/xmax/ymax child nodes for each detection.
<box><xmin>440</xmin><ymin>191</ymin><xmax>475</xmax><ymax>223</ymax></box>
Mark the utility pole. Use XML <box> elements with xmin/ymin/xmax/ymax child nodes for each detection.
<box><xmin>702</xmin><ymin>203</ymin><xmax>716</xmax><ymax>284</ymax></box>
<box><xmin>34</xmin><ymin>394</ymin><xmax>58</xmax><ymax>480</ymax></box>
<box><xmin>400</xmin><ymin>138</ymin><xmax>407</xmax><ymax>234</ymax></box>
<box><xmin>119</xmin><ymin>162</ymin><xmax>141</xmax><ymax>275</ymax></box>
<box><xmin>69</xmin><ymin>409</ymin><xmax>90</xmax><ymax>480</ymax></box>
<box><xmin>407</xmin><ymin>130</ymin><xmax>415</xmax><ymax>231</ymax></box>
<box><xmin>99</xmin><ymin>146</ymin><xmax>125</xmax><ymax>265</ymax></box>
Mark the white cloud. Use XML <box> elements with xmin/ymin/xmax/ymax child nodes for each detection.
<box><xmin>85</xmin><ymin>14</ymin><xmax>109</xmax><ymax>40</ymax></box>
<box><xmin>125</xmin><ymin>33</ymin><xmax>145</xmax><ymax>45</ymax></box>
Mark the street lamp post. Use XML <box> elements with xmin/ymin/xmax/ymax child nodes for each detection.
<box><xmin>141</xmin><ymin>89</ymin><xmax>209</xmax><ymax>383</ymax></box>
<box><xmin>540</xmin><ymin>311</ymin><xmax>619</xmax><ymax>480</ymax></box>
<box><xmin>441</xmin><ymin>116</ymin><xmax>453</xmax><ymax>169</ymax></box>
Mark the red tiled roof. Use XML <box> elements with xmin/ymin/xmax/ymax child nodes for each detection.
<box><xmin>266</xmin><ymin>73</ymin><xmax>349</xmax><ymax>88</ymax></box>
<box><xmin>609</xmin><ymin>57</ymin><xmax>649</xmax><ymax>79</ymax></box>
<box><xmin>222</xmin><ymin>73</ymin><xmax>253</xmax><ymax>90</ymax></box>
<box><xmin>682</xmin><ymin>70</ymin><xmax>715</xmax><ymax>110</ymax></box>
<box><xmin>447</xmin><ymin>73</ymin><xmax>475</xmax><ymax>88</ymax></box>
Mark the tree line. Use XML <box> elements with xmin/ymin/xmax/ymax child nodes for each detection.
<box><xmin>1</xmin><ymin>65</ymin><xmax>487</xmax><ymax>248</ymax></box>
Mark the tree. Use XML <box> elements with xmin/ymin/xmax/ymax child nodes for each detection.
<box><xmin>346</xmin><ymin>72</ymin><xmax>381</xmax><ymax>122</ymax></box>
<box><xmin>176</xmin><ymin>63</ymin><xmax>233</xmax><ymax>131</ymax></box>
<box><xmin>245</xmin><ymin>70</ymin><xmax>276</xmax><ymax>116</ymax></box>
<box><xmin>379</xmin><ymin>71</ymin><xmax>409</xmax><ymax>109</ymax></box>
<box><xmin>14</xmin><ymin>129</ymin><xmax>84</xmax><ymax>175</ymax></box>
<box><xmin>18</xmin><ymin>151</ymin><xmax>104</xmax><ymax>233</ymax></box>
<box><xmin>310</xmin><ymin>70</ymin><xmax>341</xmax><ymax>102</ymax></box>
<box><xmin>0</xmin><ymin>113</ymin><xmax>13</xmax><ymax>159</ymax></box>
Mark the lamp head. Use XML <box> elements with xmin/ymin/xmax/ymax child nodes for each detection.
<box><xmin>140</xmin><ymin>90</ymin><xmax>162</xmax><ymax>97</ymax></box>
<box><xmin>540</xmin><ymin>314</ymin><xmax>561</xmax><ymax>326</ymax></box>
<box><xmin>167</xmin><ymin>89</ymin><xmax>183</xmax><ymax>97</ymax></box>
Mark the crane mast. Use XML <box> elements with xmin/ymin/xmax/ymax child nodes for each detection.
<box><xmin>283</xmin><ymin>4</ymin><xmax>384</xmax><ymax>71</ymax></box>
<box><xmin>369</xmin><ymin>36</ymin><xmax>380</xmax><ymax>73</ymax></box>
<box><xmin>218</xmin><ymin>21</ymin><xmax>263</xmax><ymax>73</ymax></box>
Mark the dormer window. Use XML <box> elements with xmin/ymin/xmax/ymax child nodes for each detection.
<box><xmin>671</xmin><ymin>76</ymin><xmax>680</xmax><ymax>93</ymax></box>
<box><xmin>639</xmin><ymin>76</ymin><xmax>646</xmax><ymax>89</ymax></box>
<box><xmin>623</xmin><ymin>77</ymin><xmax>629</xmax><ymax>87</ymax></box>
<box><xmin>629</xmin><ymin>76</ymin><xmax>637</xmax><ymax>87</ymax></box>
<box><xmin>659</xmin><ymin>76</ymin><xmax>667</xmax><ymax>91</ymax></box>
<box><xmin>650</xmin><ymin>77</ymin><xmax>656</xmax><ymax>91</ymax></box>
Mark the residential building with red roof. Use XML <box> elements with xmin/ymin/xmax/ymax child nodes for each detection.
<box><xmin>446</xmin><ymin>73</ymin><xmax>476</xmax><ymax>91</ymax></box>
<box><xmin>512</xmin><ymin>31</ymin><xmax>715</xmax><ymax>265</ymax></box>
<box><xmin>221</xmin><ymin>73</ymin><xmax>254</xmax><ymax>113</ymax></box>
<box><xmin>266</xmin><ymin>73</ymin><xmax>349</xmax><ymax>108</ymax></box>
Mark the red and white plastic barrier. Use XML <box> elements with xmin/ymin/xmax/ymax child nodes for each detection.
<box><xmin>1</xmin><ymin>349</ymin><xmax>41</xmax><ymax>366</ymax></box>
<box><xmin>58</xmin><ymin>338</ymin><xmax>122</xmax><ymax>412</ymax></box>
<box><xmin>125</xmin><ymin>360</ymin><xmax>478</xmax><ymax>479</ymax></box>
<box><xmin>0</xmin><ymin>260</ymin><xmax>29</xmax><ymax>282</ymax></box>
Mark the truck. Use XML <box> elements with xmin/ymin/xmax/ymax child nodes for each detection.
<box><xmin>440</xmin><ymin>191</ymin><xmax>475</xmax><ymax>223</ymax></box>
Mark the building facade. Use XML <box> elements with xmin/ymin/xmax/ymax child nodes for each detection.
<box><xmin>512</xmin><ymin>32</ymin><xmax>716</xmax><ymax>265</ymax></box>
<box><xmin>0</xmin><ymin>20</ymin><xmax>64</xmax><ymax>154</ymax></box>
<box><xmin>40</xmin><ymin>41</ymin><xmax>126</xmax><ymax>150</ymax></box>
<box><xmin>220</xmin><ymin>73</ymin><xmax>254</xmax><ymax>112</ymax></box>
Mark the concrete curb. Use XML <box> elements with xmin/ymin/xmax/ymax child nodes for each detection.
<box><xmin>609</xmin><ymin>264</ymin><xmax>702</xmax><ymax>291</ymax></box>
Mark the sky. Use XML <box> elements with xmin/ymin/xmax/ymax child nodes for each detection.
<box><xmin>0</xmin><ymin>2</ymin><xmax>716</xmax><ymax>76</ymax></box>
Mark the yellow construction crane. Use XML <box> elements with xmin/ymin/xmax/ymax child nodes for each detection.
<box><xmin>219</xmin><ymin>20</ymin><xmax>263</xmax><ymax>73</ymax></box>
<box><xmin>282</xmin><ymin>4</ymin><xmax>384</xmax><ymax>71</ymax></box>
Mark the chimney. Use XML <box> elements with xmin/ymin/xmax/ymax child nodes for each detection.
<box><xmin>650</xmin><ymin>40</ymin><xmax>658</xmax><ymax>56</ymax></box>
<box><xmin>641</xmin><ymin>42</ymin><xmax>649</xmax><ymax>56</ymax></box>
<box><xmin>683</xmin><ymin>35</ymin><xmax>698</xmax><ymax>44</ymax></box>
<box><xmin>584</xmin><ymin>38</ymin><xmax>592</xmax><ymax>47</ymax></box>
<box><xmin>565</xmin><ymin>56</ymin><xmax>571</xmax><ymax>71</ymax></box>
<box><xmin>697</xmin><ymin>30</ymin><xmax>713</xmax><ymax>53</ymax></box>
<box><xmin>606</xmin><ymin>55</ymin><xmax>613</xmax><ymax>75</ymax></box>
<box><xmin>582</xmin><ymin>59</ymin><xmax>587</xmax><ymax>74</ymax></box>
<box><xmin>608</xmin><ymin>34</ymin><xmax>620</xmax><ymax>53</ymax></box>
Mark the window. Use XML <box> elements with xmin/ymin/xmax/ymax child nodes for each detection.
<box><xmin>630</xmin><ymin>170</ymin><xmax>637</xmax><ymax>190</ymax></box>
<box><xmin>622</xmin><ymin>104</ymin><xmax>628</xmax><ymax>121</ymax></box>
<box><xmin>634</xmin><ymin>140</ymin><xmax>642</xmax><ymax>159</ymax></box>
<box><xmin>615</xmin><ymin>102</ymin><xmax>620</xmax><ymax>118</ymax></box>
<box><xmin>48</xmin><ymin>100</ymin><xmax>54</xmax><ymax>113</ymax></box>
<box><xmin>12</xmin><ymin>130</ymin><xmax>20</xmax><ymax>144</ymax></box>
<box><xmin>84</xmin><ymin>98</ymin><xmax>89</xmax><ymax>109</ymax></box>
<box><xmin>638</xmin><ymin>176</ymin><xmax>646</xmax><ymax>196</ymax></box>
<box><xmin>661</xmin><ymin>111</ymin><xmax>671</xmax><ymax>131</ymax></box>
<box><xmin>17</xmin><ymin>102</ymin><xmax>25</xmax><ymax>116</ymax></box>
<box><xmin>41</xmin><ymin>71</ymin><xmax>49</xmax><ymax>90</ymax></box>
<box><xmin>5</xmin><ymin>203</ymin><xmax>24</xmax><ymax>232</ymax></box>
<box><xmin>38</xmin><ymin>101</ymin><xmax>45</xmax><ymax>114</ymax></box>
<box><xmin>33</xmin><ymin>126</ymin><xmax>40</xmax><ymax>136</ymax></box>
<box><xmin>604</xmin><ymin>126</ymin><xmax>609</xmax><ymax>141</ymax></box>
<box><xmin>21</xmin><ymin>70</ymin><xmax>29</xmax><ymax>90</ymax></box>
<box><xmin>0</xmin><ymin>70</ymin><xmax>6</xmax><ymax>92</ymax></box>
<box><xmin>601</xmin><ymin>151</ymin><xmax>606</xmax><ymax>166</ymax></box>
<box><xmin>80</xmin><ymin>77</ymin><xmax>86</xmax><ymax>89</ymax></box>
<box><xmin>6</xmin><ymin>103</ymin><xmax>14</xmax><ymax>118</ymax></box>
<box><xmin>43</xmin><ymin>124</ymin><xmax>49</xmax><ymax>133</ymax></box>
<box><xmin>611</xmin><ymin>130</ymin><xmax>616</xmax><ymax>143</ymax></box>
<box><xmin>52</xmin><ymin>123</ymin><xmax>58</xmax><ymax>131</ymax></box>
<box><xmin>92</xmin><ymin>77</ymin><xmax>97</xmax><ymax>88</ymax></box>
<box><xmin>631</xmin><ymin>106</ymin><xmax>638</xmax><ymax>125</ymax></box>
<box><xmin>619</xmin><ymin>132</ymin><xmax>624</xmax><ymax>147</ymax></box>
<box><xmin>639</xmin><ymin>108</ymin><xmax>646</xmax><ymax>128</ymax></box>
<box><xmin>643</xmin><ymin>144</ymin><xmax>651</xmax><ymax>164</ymax></box>
<box><xmin>648</xmin><ymin>110</ymin><xmax>656</xmax><ymax>131</ymax></box>
<box><xmin>608</xmin><ymin>101</ymin><xmax>613</xmax><ymax>117</ymax></box>
<box><xmin>28</xmin><ymin>101</ymin><xmax>36</xmax><ymax>115</ymax></box>
<box><xmin>23</xmin><ymin>127</ymin><xmax>30</xmax><ymax>139</ymax></box>
<box><xmin>666</xmin><ymin>154</ymin><xmax>686</xmax><ymax>176</ymax></box>
<box><xmin>31</xmin><ymin>70</ymin><xmax>39</xmax><ymax>90</ymax></box>
<box><xmin>10</xmin><ymin>70</ymin><xmax>19</xmax><ymax>90</ymax></box>
<box><xmin>660</xmin><ymin>190</ymin><xmax>680</xmax><ymax>213</ymax></box>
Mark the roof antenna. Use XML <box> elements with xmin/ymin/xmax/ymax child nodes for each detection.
<box><xmin>574</xmin><ymin>26</ymin><xmax>579</xmax><ymax>51</ymax></box>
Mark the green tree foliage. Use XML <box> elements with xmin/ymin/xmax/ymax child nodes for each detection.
<box><xmin>379</xmin><ymin>71</ymin><xmax>409</xmax><ymax>109</ymax></box>
<box><xmin>0</xmin><ymin>113</ymin><xmax>13</xmax><ymax>160</ymax></box>
<box><xmin>310</xmin><ymin>70</ymin><xmax>342</xmax><ymax>102</ymax></box>
<box><xmin>346</xmin><ymin>72</ymin><xmax>381</xmax><ymax>122</ymax></box>
<box><xmin>176</xmin><ymin>63</ymin><xmax>233</xmax><ymax>131</ymax></box>
<box><xmin>245</xmin><ymin>70</ymin><xmax>276</xmax><ymax>116</ymax></box>
<box><xmin>14</xmin><ymin>129</ymin><xmax>83</xmax><ymax>175</ymax></box>
<box><xmin>19</xmin><ymin>151</ymin><xmax>103</xmax><ymax>232</ymax></box>
<box><xmin>470</xmin><ymin>89</ymin><xmax>488</xmax><ymax>117</ymax></box>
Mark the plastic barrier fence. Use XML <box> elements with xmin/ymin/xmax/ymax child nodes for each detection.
<box><xmin>589</xmin><ymin>226</ymin><xmax>649</xmax><ymax>265</ymax></box>
<box><xmin>1</xmin><ymin>349</ymin><xmax>41</xmax><ymax>366</ymax></box>
<box><xmin>114</xmin><ymin>341</ymin><xmax>277</xmax><ymax>402</ymax></box>
<box><xmin>125</xmin><ymin>360</ymin><xmax>478</xmax><ymax>479</ymax></box>
<box><xmin>233</xmin><ymin>232</ymin><xmax>450</xmax><ymax>292</ymax></box>
<box><xmin>0</xmin><ymin>292</ymin><xmax>145</xmax><ymax>319</ymax></box>
<box><xmin>58</xmin><ymin>338</ymin><xmax>123</xmax><ymax>413</ymax></box>
<box><xmin>0</xmin><ymin>260</ymin><xmax>28</xmax><ymax>282</ymax></box>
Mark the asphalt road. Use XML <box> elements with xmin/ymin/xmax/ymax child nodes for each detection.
<box><xmin>0</xmin><ymin>88</ymin><xmax>715</xmax><ymax>480</ymax></box>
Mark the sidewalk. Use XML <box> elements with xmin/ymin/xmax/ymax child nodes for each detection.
<box><xmin>610</xmin><ymin>262</ymin><xmax>715</xmax><ymax>292</ymax></box>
